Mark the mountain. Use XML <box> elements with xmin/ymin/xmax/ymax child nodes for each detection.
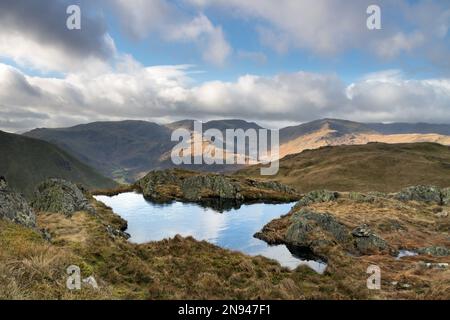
<box><xmin>236</xmin><ymin>142</ymin><xmax>450</xmax><ymax>193</ymax></box>
<box><xmin>278</xmin><ymin>119</ymin><xmax>450</xmax><ymax>158</ymax></box>
<box><xmin>0</xmin><ymin>130</ymin><xmax>117</xmax><ymax>198</ymax></box>
<box><xmin>25</xmin><ymin>121</ymin><xmax>177</xmax><ymax>183</ymax></box>
<box><xmin>24</xmin><ymin>119</ymin><xmax>263</xmax><ymax>182</ymax></box>
<box><xmin>24</xmin><ymin>118</ymin><xmax>450</xmax><ymax>183</ymax></box>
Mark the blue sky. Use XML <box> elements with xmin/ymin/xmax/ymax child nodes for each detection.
<box><xmin>0</xmin><ymin>0</ymin><xmax>450</xmax><ymax>131</ymax></box>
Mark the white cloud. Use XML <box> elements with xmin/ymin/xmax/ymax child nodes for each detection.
<box><xmin>166</xmin><ymin>14</ymin><xmax>231</xmax><ymax>66</ymax></box>
<box><xmin>2</xmin><ymin>62</ymin><xmax>450</xmax><ymax>132</ymax></box>
<box><xmin>188</xmin><ymin>0</ymin><xmax>450</xmax><ymax>61</ymax></box>
<box><xmin>111</xmin><ymin>1</ymin><xmax>231</xmax><ymax>66</ymax></box>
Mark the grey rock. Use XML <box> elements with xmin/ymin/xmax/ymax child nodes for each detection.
<box><xmin>181</xmin><ymin>175</ymin><xmax>242</xmax><ymax>201</ymax></box>
<box><xmin>0</xmin><ymin>177</ymin><xmax>36</xmax><ymax>228</ymax></box>
<box><xmin>441</xmin><ymin>187</ymin><xmax>450</xmax><ymax>205</ymax></box>
<box><xmin>394</xmin><ymin>185</ymin><xmax>442</xmax><ymax>204</ymax></box>
<box><xmin>31</xmin><ymin>178</ymin><xmax>94</xmax><ymax>216</ymax></box>
<box><xmin>285</xmin><ymin>208</ymin><xmax>352</xmax><ymax>253</ymax></box>
<box><xmin>351</xmin><ymin>224</ymin><xmax>390</xmax><ymax>255</ymax></box>
<box><xmin>417</xmin><ymin>246</ymin><xmax>450</xmax><ymax>257</ymax></box>
<box><xmin>296</xmin><ymin>190</ymin><xmax>339</xmax><ymax>207</ymax></box>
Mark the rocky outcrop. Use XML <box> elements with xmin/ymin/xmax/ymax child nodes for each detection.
<box><xmin>181</xmin><ymin>175</ymin><xmax>243</xmax><ymax>201</ymax></box>
<box><xmin>136</xmin><ymin>169</ymin><xmax>299</xmax><ymax>204</ymax></box>
<box><xmin>31</xmin><ymin>179</ymin><xmax>94</xmax><ymax>216</ymax></box>
<box><xmin>417</xmin><ymin>246</ymin><xmax>450</xmax><ymax>257</ymax></box>
<box><xmin>0</xmin><ymin>177</ymin><xmax>36</xmax><ymax>228</ymax></box>
<box><xmin>295</xmin><ymin>190</ymin><xmax>339</xmax><ymax>207</ymax></box>
<box><xmin>441</xmin><ymin>188</ymin><xmax>450</xmax><ymax>205</ymax></box>
<box><xmin>285</xmin><ymin>209</ymin><xmax>351</xmax><ymax>254</ymax></box>
<box><xmin>351</xmin><ymin>224</ymin><xmax>389</xmax><ymax>255</ymax></box>
<box><xmin>283</xmin><ymin>208</ymin><xmax>392</xmax><ymax>256</ymax></box>
<box><xmin>394</xmin><ymin>186</ymin><xmax>443</xmax><ymax>204</ymax></box>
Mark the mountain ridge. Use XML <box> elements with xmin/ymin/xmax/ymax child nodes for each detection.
<box><xmin>0</xmin><ymin>130</ymin><xmax>117</xmax><ymax>198</ymax></box>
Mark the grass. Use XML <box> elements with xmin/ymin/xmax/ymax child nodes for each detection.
<box><xmin>237</xmin><ymin>142</ymin><xmax>450</xmax><ymax>193</ymax></box>
<box><xmin>1</xmin><ymin>188</ymin><xmax>448</xmax><ymax>299</ymax></box>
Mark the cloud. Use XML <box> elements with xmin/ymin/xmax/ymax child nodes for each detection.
<box><xmin>110</xmin><ymin>0</ymin><xmax>231</xmax><ymax>66</ymax></box>
<box><xmin>2</xmin><ymin>61</ymin><xmax>450</xmax><ymax>132</ymax></box>
<box><xmin>0</xmin><ymin>0</ymin><xmax>116</xmax><ymax>73</ymax></box>
<box><xmin>189</xmin><ymin>0</ymin><xmax>450</xmax><ymax>61</ymax></box>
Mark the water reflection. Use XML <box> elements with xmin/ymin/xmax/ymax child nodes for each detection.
<box><xmin>95</xmin><ymin>192</ymin><xmax>327</xmax><ymax>273</ymax></box>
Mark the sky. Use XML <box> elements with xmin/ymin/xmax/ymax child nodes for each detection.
<box><xmin>0</xmin><ymin>0</ymin><xmax>450</xmax><ymax>132</ymax></box>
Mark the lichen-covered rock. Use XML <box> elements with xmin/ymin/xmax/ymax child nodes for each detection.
<box><xmin>348</xmin><ymin>192</ymin><xmax>386</xmax><ymax>203</ymax></box>
<box><xmin>284</xmin><ymin>209</ymin><xmax>392</xmax><ymax>256</ymax></box>
<box><xmin>181</xmin><ymin>175</ymin><xmax>242</xmax><ymax>201</ymax></box>
<box><xmin>394</xmin><ymin>185</ymin><xmax>442</xmax><ymax>204</ymax></box>
<box><xmin>295</xmin><ymin>190</ymin><xmax>339</xmax><ymax>207</ymax></box>
<box><xmin>136</xmin><ymin>170</ymin><xmax>180</xmax><ymax>200</ymax></box>
<box><xmin>285</xmin><ymin>209</ymin><xmax>352</xmax><ymax>254</ymax></box>
<box><xmin>31</xmin><ymin>179</ymin><xmax>94</xmax><ymax>216</ymax></box>
<box><xmin>417</xmin><ymin>246</ymin><xmax>450</xmax><ymax>257</ymax></box>
<box><xmin>441</xmin><ymin>188</ymin><xmax>450</xmax><ymax>205</ymax></box>
<box><xmin>136</xmin><ymin>169</ymin><xmax>299</xmax><ymax>204</ymax></box>
<box><xmin>351</xmin><ymin>224</ymin><xmax>390</xmax><ymax>255</ymax></box>
<box><xmin>0</xmin><ymin>177</ymin><xmax>36</xmax><ymax>228</ymax></box>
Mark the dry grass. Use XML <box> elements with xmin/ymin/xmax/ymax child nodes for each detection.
<box><xmin>256</xmin><ymin>194</ymin><xmax>450</xmax><ymax>299</ymax></box>
<box><xmin>1</xmin><ymin>190</ymin><xmax>448</xmax><ymax>300</ymax></box>
<box><xmin>238</xmin><ymin>142</ymin><xmax>450</xmax><ymax>193</ymax></box>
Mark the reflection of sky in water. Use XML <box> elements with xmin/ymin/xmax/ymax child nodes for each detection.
<box><xmin>95</xmin><ymin>192</ymin><xmax>327</xmax><ymax>273</ymax></box>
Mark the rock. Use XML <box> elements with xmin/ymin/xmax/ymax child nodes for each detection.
<box><xmin>296</xmin><ymin>190</ymin><xmax>339</xmax><ymax>207</ymax></box>
<box><xmin>417</xmin><ymin>246</ymin><xmax>450</xmax><ymax>257</ymax></box>
<box><xmin>0</xmin><ymin>177</ymin><xmax>36</xmax><ymax>228</ymax></box>
<box><xmin>181</xmin><ymin>175</ymin><xmax>242</xmax><ymax>201</ymax></box>
<box><xmin>31</xmin><ymin>179</ymin><xmax>94</xmax><ymax>216</ymax></box>
<box><xmin>348</xmin><ymin>192</ymin><xmax>385</xmax><ymax>203</ymax></box>
<box><xmin>418</xmin><ymin>262</ymin><xmax>449</xmax><ymax>270</ymax></box>
<box><xmin>441</xmin><ymin>187</ymin><xmax>450</xmax><ymax>205</ymax></box>
<box><xmin>106</xmin><ymin>225</ymin><xmax>130</xmax><ymax>239</ymax></box>
<box><xmin>435</xmin><ymin>210</ymin><xmax>449</xmax><ymax>218</ymax></box>
<box><xmin>394</xmin><ymin>185</ymin><xmax>442</xmax><ymax>204</ymax></box>
<box><xmin>285</xmin><ymin>209</ymin><xmax>352</xmax><ymax>254</ymax></box>
<box><xmin>284</xmin><ymin>209</ymin><xmax>392</xmax><ymax>256</ymax></box>
<box><xmin>137</xmin><ymin>170</ymin><xmax>180</xmax><ymax>200</ymax></box>
<box><xmin>137</xmin><ymin>169</ymin><xmax>299</xmax><ymax>204</ymax></box>
<box><xmin>351</xmin><ymin>224</ymin><xmax>390</xmax><ymax>255</ymax></box>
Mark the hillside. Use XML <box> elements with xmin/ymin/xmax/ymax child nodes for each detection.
<box><xmin>24</xmin><ymin>119</ymin><xmax>264</xmax><ymax>182</ymax></box>
<box><xmin>0</xmin><ymin>131</ymin><xmax>117</xmax><ymax>198</ymax></box>
<box><xmin>25</xmin><ymin>121</ymin><xmax>176</xmax><ymax>183</ymax></box>
<box><xmin>24</xmin><ymin>119</ymin><xmax>450</xmax><ymax>183</ymax></box>
<box><xmin>236</xmin><ymin>142</ymin><xmax>450</xmax><ymax>193</ymax></box>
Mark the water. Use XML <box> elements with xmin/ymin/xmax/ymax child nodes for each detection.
<box><xmin>95</xmin><ymin>192</ymin><xmax>327</xmax><ymax>273</ymax></box>
<box><xmin>397</xmin><ymin>250</ymin><xmax>418</xmax><ymax>259</ymax></box>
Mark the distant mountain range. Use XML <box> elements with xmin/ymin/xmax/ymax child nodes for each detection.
<box><xmin>23</xmin><ymin>118</ymin><xmax>450</xmax><ymax>183</ymax></box>
<box><xmin>0</xmin><ymin>130</ymin><xmax>117</xmax><ymax>198</ymax></box>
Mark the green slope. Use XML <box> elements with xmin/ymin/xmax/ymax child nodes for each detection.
<box><xmin>0</xmin><ymin>130</ymin><xmax>117</xmax><ymax>198</ymax></box>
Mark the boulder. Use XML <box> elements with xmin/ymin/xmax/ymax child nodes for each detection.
<box><xmin>351</xmin><ymin>224</ymin><xmax>390</xmax><ymax>255</ymax></box>
<box><xmin>417</xmin><ymin>246</ymin><xmax>450</xmax><ymax>257</ymax></box>
<box><xmin>284</xmin><ymin>209</ymin><xmax>392</xmax><ymax>256</ymax></box>
<box><xmin>0</xmin><ymin>177</ymin><xmax>36</xmax><ymax>228</ymax></box>
<box><xmin>441</xmin><ymin>188</ymin><xmax>450</xmax><ymax>206</ymax></box>
<box><xmin>31</xmin><ymin>179</ymin><xmax>94</xmax><ymax>216</ymax></box>
<box><xmin>285</xmin><ymin>209</ymin><xmax>352</xmax><ymax>254</ymax></box>
<box><xmin>295</xmin><ymin>190</ymin><xmax>339</xmax><ymax>207</ymax></box>
<box><xmin>394</xmin><ymin>186</ymin><xmax>442</xmax><ymax>204</ymax></box>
